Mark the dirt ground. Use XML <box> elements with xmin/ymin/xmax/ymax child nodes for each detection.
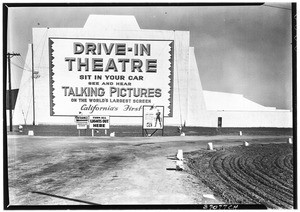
<box><xmin>7</xmin><ymin>134</ymin><xmax>292</xmax><ymax>206</ymax></box>
<box><xmin>186</xmin><ymin>143</ymin><xmax>293</xmax><ymax>209</ymax></box>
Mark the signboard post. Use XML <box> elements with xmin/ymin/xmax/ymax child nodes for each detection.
<box><xmin>89</xmin><ymin>116</ymin><xmax>110</xmax><ymax>136</ymax></box>
<box><xmin>142</xmin><ymin>105</ymin><xmax>164</xmax><ymax>137</ymax></box>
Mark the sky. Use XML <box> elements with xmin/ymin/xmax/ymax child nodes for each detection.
<box><xmin>7</xmin><ymin>3</ymin><xmax>293</xmax><ymax>110</ymax></box>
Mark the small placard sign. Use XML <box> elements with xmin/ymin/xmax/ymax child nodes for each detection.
<box><xmin>143</xmin><ymin>106</ymin><xmax>164</xmax><ymax>130</ymax></box>
<box><xmin>75</xmin><ymin>115</ymin><xmax>89</xmax><ymax>129</ymax></box>
<box><xmin>89</xmin><ymin>116</ymin><xmax>110</xmax><ymax>129</ymax></box>
<box><xmin>76</xmin><ymin>122</ymin><xmax>88</xmax><ymax>129</ymax></box>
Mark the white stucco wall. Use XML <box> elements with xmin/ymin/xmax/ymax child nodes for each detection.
<box><xmin>216</xmin><ymin>111</ymin><xmax>292</xmax><ymax>128</ymax></box>
<box><xmin>13</xmin><ymin>44</ymin><xmax>34</xmax><ymax>125</ymax></box>
<box><xmin>203</xmin><ymin>91</ymin><xmax>277</xmax><ymax>111</ymax></box>
<box><xmin>186</xmin><ymin>47</ymin><xmax>217</xmax><ymax>127</ymax></box>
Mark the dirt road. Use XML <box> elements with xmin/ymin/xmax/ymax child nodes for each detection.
<box><xmin>7</xmin><ymin>135</ymin><xmax>290</xmax><ymax>205</ymax></box>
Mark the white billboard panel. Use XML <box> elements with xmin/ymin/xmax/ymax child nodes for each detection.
<box><xmin>49</xmin><ymin>38</ymin><xmax>174</xmax><ymax>117</ymax></box>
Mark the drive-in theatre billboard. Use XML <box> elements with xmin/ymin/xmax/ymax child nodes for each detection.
<box><xmin>49</xmin><ymin>38</ymin><xmax>174</xmax><ymax>117</ymax></box>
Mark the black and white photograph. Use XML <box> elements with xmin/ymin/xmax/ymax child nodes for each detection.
<box><xmin>3</xmin><ymin>2</ymin><xmax>295</xmax><ymax>209</ymax></box>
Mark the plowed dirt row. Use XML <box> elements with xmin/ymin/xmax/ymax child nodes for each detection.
<box><xmin>186</xmin><ymin>143</ymin><xmax>293</xmax><ymax>209</ymax></box>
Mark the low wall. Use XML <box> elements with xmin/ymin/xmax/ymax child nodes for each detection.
<box><xmin>216</xmin><ymin>111</ymin><xmax>292</xmax><ymax>128</ymax></box>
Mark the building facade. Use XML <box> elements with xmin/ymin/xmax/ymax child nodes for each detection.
<box><xmin>13</xmin><ymin>15</ymin><xmax>292</xmax><ymax>128</ymax></box>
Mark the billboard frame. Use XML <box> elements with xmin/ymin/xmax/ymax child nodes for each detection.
<box><xmin>48</xmin><ymin>37</ymin><xmax>174</xmax><ymax>117</ymax></box>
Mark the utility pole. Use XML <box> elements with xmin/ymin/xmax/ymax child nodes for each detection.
<box><xmin>7</xmin><ymin>52</ymin><xmax>20</xmax><ymax>132</ymax></box>
<box><xmin>31</xmin><ymin>44</ymin><xmax>35</xmax><ymax>126</ymax></box>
